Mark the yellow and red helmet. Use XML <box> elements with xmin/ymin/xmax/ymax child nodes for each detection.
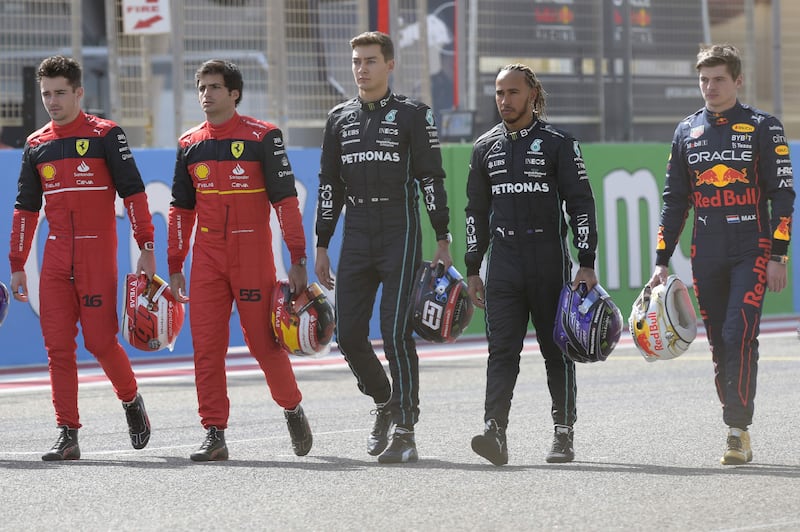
<box><xmin>629</xmin><ymin>275</ymin><xmax>697</xmax><ymax>362</ymax></box>
<box><xmin>272</xmin><ymin>281</ymin><xmax>335</xmax><ymax>357</ymax></box>
<box><xmin>121</xmin><ymin>274</ymin><xmax>185</xmax><ymax>352</ymax></box>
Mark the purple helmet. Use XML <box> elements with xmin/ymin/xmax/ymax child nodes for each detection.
<box><xmin>412</xmin><ymin>261</ymin><xmax>474</xmax><ymax>343</ymax></box>
<box><xmin>553</xmin><ymin>282</ymin><xmax>623</xmax><ymax>363</ymax></box>
<box><xmin>0</xmin><ymin>281</ymin><xmax>9</xmax><ymax>327</ymax></box>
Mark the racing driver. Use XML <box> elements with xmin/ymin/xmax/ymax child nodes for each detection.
<box><xmin>466</xmin><ymin>64</ymin><xmax>598</xmax><ymax>466</ymax></box>
<box><xmin>315</xmin><ymin>31</ymin><xmax>452</xmax><ymax>464</ymax></box>
<box><xmin>168</xmin><ymin>60</ymin><xmax>312</xmax><ymax>461</ymax></box>
<box><xmin>650</xmin><ymin>44</ymin><xmax>795</xmax><ymax>465</ymax></box>
<box><xmin>9</xmin><ymin>55</ymin><xmax>154</xmax><ymax>460</ymax></box>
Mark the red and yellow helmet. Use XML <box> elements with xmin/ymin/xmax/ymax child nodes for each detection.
<box><xmin>272</xmin><ymin>281</ymin><xmax>335</xmax><ymax>357</ymax></box>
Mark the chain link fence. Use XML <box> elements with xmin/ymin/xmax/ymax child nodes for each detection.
<box><xmin>0</xmin><ymin>0</ymin><xmax>797</xmax><ymax>147</ymax></box>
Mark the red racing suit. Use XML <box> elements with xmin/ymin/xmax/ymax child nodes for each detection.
<box><xmin>9</xmin><ymin>110</ymin><xmax>155</xmax><ymax>428</ymax></box>
<box><xmin>657</xmin><ymin>101</ymin><xmax>795</xmax><ymax>429</ymax></box>
<box><xmin>168</xmin><ymin>113</ymin><xmax>306</xmax><ymax>429</ymax></box>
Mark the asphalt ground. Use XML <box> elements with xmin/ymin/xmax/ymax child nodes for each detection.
<box><xmin>1</xmin><ymin>323</ymin><xmax>799</xmax><ymax>531</ymax></box>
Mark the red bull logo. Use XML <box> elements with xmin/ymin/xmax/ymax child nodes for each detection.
<box><xmin>743</xmin><ymin>239</ymin><xmax>771</xmax><ymax>308</ymax></box>
<box><xmin>694</xmin><ymin>188</ymin><xmax>758</xmax><ymax>209</ymax></box>
<box><xmin>635</xmin><ymin>331</ymin><xmax>656</xmax><ymax>357</ymax></box>
<box><xmin>695</xmin><ymin>164</ymin><xmax>748</xmax><ymax>187</ymax></box>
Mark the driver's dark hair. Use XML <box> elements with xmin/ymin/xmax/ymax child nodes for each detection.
<box><xmin>195</xmin><ymin>59</ymin><xmax>244</xmax><ymax>106</ymax></box>
<box><xmin>500</xmin><ymin>63</ymin><xmax>547</xmax><ymax>119</ymax></box>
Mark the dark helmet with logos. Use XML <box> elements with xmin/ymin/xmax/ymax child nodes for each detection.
<box><xmin>412</xmin><ymin>261</ymin><xmax>474</xmax><ymax>343</ymax></box>
<box><xmin>554</xmin><ymin>282</ymin><xmax>623</xmax><ymax>363</ymax></box>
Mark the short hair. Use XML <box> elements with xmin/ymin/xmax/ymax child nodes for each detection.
<box><xmin>350</xmin><ymin>31</ymin><xmax>394</xmax><ymax>61</ymax></box>
<box><xmin>696</xmin><ymin>43</ymin><xmax>742</xmax><ymax>80</ymax></box>
<box><xmin>195</xmin><ymin>59</ymin><xmax>243</xmax><ymax>106</ymax></box>
<box><xmin>37</xmin><ymin>56</ymin><xmax>82</xmax><ymax>89</ymax></box>
<box><xmin>499</xmin><ymin>63</ymin><xmax>548</xmax><ymax>119</ymax></box>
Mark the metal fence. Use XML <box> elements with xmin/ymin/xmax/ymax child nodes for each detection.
<box><xmin>0</xmin><ymin>0</ymin><xmax>795</xmax><ymax>148</ymax></box>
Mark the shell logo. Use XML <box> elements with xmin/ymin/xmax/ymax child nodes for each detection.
<box><xmin>41</xmin><ymin>163</ymin><xmax>57</xmax><ymax>181</ymax></box>
<box><xmin>775</xmin><ymin>145</ymin><xmax>790</xmax><ymax>156</ymax></box>
<box><xmin>731</xmin><ymin>123</ymin><xmax>755</xmax><ymax>133</ymax></box>
<box><xmin>194</xmin><ymin>163</ymin><xmax>210</xmax><ymax>180</ymax></box>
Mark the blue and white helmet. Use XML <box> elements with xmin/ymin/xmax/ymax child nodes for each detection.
<box><xmin>553</xmin><ymin>282</ymin><xmax>623</xmax><ymax>363</ymax></box>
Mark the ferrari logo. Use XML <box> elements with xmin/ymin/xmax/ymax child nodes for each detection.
<box><xmin>76</xmin><ymin>139</ymin><xmax>89</xmax><ymax>156</ymax></box>
<box><xmin>231</xmin><ymin>141</ymin><xmax>244</xmax><ymax>159</ymax></box>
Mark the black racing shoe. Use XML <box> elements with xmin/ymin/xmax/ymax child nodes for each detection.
<box><xmin>545</xmin><ymin>424</ymin><xmax>575</xmax><ymax>463</ymax></box>
<box><xmin>367</xmin><ymin>403</ymin><xmax>394</xmax><ymax>456</ymax></box>
<box><xmin>123</xmin><ymin>393</ymin><xmax>151</xmax><ymax>450</ymax></box>
<box><xmin>190</xmin><ymin>427</ymin><xmax>228</xmax><ymax>462</ymax></box>
<box><xmin>471</xmin><ymin>419</ymin><xmax>508</xmax><ymax>466</ymax></box>
<box><xmin>285</xmin><ymin>404</ymin><xmax>313</xmax><ymax>456</ymax></box>
<box><xmin>42</xmin><ymin>426</ymin><xmax>80</xmax><ymax>461</ymax></box>
<box><xmin>378</xmin><ymin>427</ymin><xmax>418</xmax><ymax>464</ymax></box>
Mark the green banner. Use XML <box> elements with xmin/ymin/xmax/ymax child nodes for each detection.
<box><xmin>430</xmin><ymin>143</ymin><xmax>793</xmax><ymax>337</ymax></box>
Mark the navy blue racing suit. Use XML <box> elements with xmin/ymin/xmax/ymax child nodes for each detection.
<box><xmin>316</xmin><ymin>90</ymin><xmax>450</xmax><ymax>427</ymax></box>
<box><xmin>465</xmin><ymin>117</ymin><xmax>598</xmax><ymax>430</ymax></box>
<box><xmin>657</xmin><ymin>101</ymin><xmax>795</xmax><ymax>429</ymax></box>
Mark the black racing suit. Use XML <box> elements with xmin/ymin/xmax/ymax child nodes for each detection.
<box><xmin>657</xmin><ymin>101</ymin><xmax>795</xmax><ymax>429</ymax></box>
<box><xmin>465</xmin><ymin>118</ymin><xmax>597</xmax><ymax>430</ymax></box>
<box><xmin>316</xmin><ymin>90</ymin><xmax>450</xmax><ymax>427</ymax></box>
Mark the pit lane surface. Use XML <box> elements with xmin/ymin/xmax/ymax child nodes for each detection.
<box><xmin>1</xmin><ymin>325</ymin><xmax>799</xmax><ymax>531</ymax></box>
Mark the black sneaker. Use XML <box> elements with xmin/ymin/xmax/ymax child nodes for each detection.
<box><xmin>190</xmin><ymin>427</ymin><xmax>228</xmax><ymax>462</ymax></box>
<box><xmin>123</xmin><ymin>393</ymin><xmax>151</xmax><ymax>450</ymax></box>
<box><xmin>367</xmin><ymin>403</ymin><xmax>394</xmax><ymax>456</ymax></box>
<box><xmin>285</xmin><ymin>404</ymin><xmax>313</xmax><ymax>456</ymax></box>
<box><xmin>378</xmin><ymin>427</ymin><xmax>418</xmax><ymax>464</ymax></box>
<box><xmin>545</xmin><ymin>424</ymin><xmax>575</xmax><ymax>463</ymax></box>
<box><xmin>471</xmin><ymin>419</ymin><xmax>508</xmax><ymax>466</ymax></box>
<box><xmin>41</xmin><ymin>426</ymin><xmax>80</xmax><ymax>461</ymax></box>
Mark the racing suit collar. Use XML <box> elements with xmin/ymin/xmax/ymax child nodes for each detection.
<box><xmin>502</xmin><ymin>116</ymin><xmax>538</xmax><ymax>141</ymax></box>
<box><xmin>704</xmin><ymin>100</ymin><xmax>741</xmax><ymax>126</ymax></box>
<box><xmin>359</xmin><ymin>89</ymin><xmax>393</xmax><ymax>112</ymax></box>
<box><xmin>206</xmin><ymin>112</ymin><xmax>241</xmax><ymax>135</ymax></box>
<box><xmin>51</xmin><ymin>109</ymin><xmax>87</xmax><ymax>136</ymax></box>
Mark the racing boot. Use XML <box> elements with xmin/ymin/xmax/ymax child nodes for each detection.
<box><xmin>367</xmin><ymin>402</ymin><xmax>393</xmax><ymax>456</ymax></box>
<box><xmin>42</xmin><ymin>426</ymin><xmax>80</xmax><ymax>461</ymax></box>
<box><xmin>123</xmin><ymin>393</ymin><xmax>151</xmax><ymax>450</ymax></box>
<box><xmin>190</xmin><ymin>427</ymin><xmax>228</xmax><ymax>462</ymax></box>
<box><xmin>545</xmin><ymin>424</ymin><xmax>575</xmax><ymax>463</ymax></box>
<box><xmin>285</xmin><ymin>404</ymin><xmax>313</xmax><ymax>456</ymax></box>
<box><xmin>378</xmin><ymin>427</ymin><xmax>418</xmax><ymax>464</ymax></box>
<box><xmin>471</xmin><ymin>419</ymin><xmax>508</xmax><ymax>466</ymax></box>
<box><xmin>721</xmin><ymin>427</ymin><xmax>753</xmax><ymax>465</ymax></box>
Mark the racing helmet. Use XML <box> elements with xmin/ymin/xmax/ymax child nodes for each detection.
<box><xmin>629</xmin><ymin>275</ymin><xmax>697</xmax><ymax>362</ymax></box>
<box><xmin>272</xmin><ymin>281</ymin><xmax>335</xmax><ymax>357</ymax></box>
<box><xmin>411</xmin><ymin>261</ymin><xmax>474</xmax><ymax>343</ymax></box>
<box><xmin>553</xmin><ymin>282</ymin><xmax>623</xmax><ymax>363</ymax></box>
<box><xmin>0</xmin><ymin>281</ymin><xmax>9</xmax><ymax>327</ymax></box>
<box><xmin>121</xmin><ymin>273</ymin><xmax>185</xmax><ymax>352</ymax></box>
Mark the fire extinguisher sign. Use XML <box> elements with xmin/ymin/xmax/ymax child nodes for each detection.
<box><xmin>122</xmin><ymin>0</ymin><xmax>172</xmax><ymax>35</ymax></box>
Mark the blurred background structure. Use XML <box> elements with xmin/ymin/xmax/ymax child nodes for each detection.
<box><xmin>0</xmin><ymin>0</ymin><xmax>797</xmax><ymax>148</ymax></box>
